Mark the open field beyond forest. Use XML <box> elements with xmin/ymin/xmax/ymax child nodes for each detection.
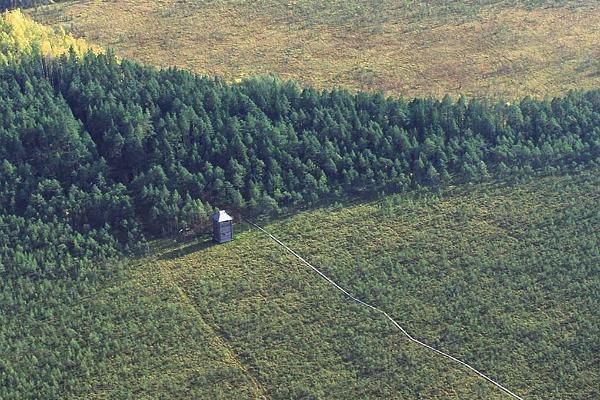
<box><xmin>29</xmin><ymin>0</ymin><xmax>600</xmax><ymax>99</ymax></box>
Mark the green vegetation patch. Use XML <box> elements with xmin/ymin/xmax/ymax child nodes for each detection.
<box><xmin>154</xmin><ymin>171</ymin><xmax>600</xmax><ymax>399</ymax></box>
<box><xmin>0</xmin><ymin>258</ymin><xmax>261</xmax><ymax>399</ymax></box>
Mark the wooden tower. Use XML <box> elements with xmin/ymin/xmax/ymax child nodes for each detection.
<box><xmin>212</xmin><ymin>210</ymin><xmax>233</xmax><ymax>243</ymax></box>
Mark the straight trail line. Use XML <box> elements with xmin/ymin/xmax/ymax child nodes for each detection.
<box><xmin>245</xmin><ymin>219</ymin><xmax>525</xmax><ymax>400</ymax></box>
<box><xmin>155</xmin><ymin>260</ymin><xmax>269</xmax><ymax>400</ymax></box>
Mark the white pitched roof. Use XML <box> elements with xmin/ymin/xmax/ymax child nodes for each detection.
<box><xmin>213</xmin><ymin>210</ymin><xmax>233</xmax><ymax>222</ymax></box>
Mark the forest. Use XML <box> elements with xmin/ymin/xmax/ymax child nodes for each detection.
<box><xmin>2</xmin><ymin>46</ymin><xmax>600</xmax><ymax>278</ymax></box>
<box><xmin>0</xmin><ymin>9</ymin><xmax>599</xmax><ymax>399</ymax></box>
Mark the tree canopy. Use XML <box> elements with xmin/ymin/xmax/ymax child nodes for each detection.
<box><xmin>1</xmin><ymin>47</ymin><xmax>600</xmax><ymax>278</ymax></box>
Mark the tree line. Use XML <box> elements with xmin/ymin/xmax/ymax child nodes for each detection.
<box><xmin>1</xmin><ymin>49</ymin><xmax>600</xmax><ymax>278</ymax></box>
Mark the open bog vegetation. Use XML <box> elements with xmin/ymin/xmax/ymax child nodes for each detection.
<box><xmin>29</xmin><ymin>0</ymin><xmax>600</xmax><ymax>98</ymax></box>
<box><xmin>149</xmin><ymin>171</ymin><xmax>600</xmax><ymax>399</ymax></box>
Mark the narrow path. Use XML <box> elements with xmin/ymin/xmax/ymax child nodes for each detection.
<box><xmin>155</xmin><ymin>259</ymin><xmax>269</xmax><ymax>400</ymax></box>
<box><xmin>245</xmin><ymin>219</ymin><xmax>525</xmax><ymax>400</ymax></box>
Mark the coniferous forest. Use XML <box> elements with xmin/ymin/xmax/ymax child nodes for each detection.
<box><xmin>2</xmin><ymin>49</ymin><xmax>600</xmax><ymax>277</ymax></box>
<box><xmin>1</xmin><ymin>9</ymin><xmax>600</xmax><ymax>399</ymax></box>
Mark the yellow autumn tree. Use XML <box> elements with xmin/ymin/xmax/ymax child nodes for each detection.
<box><xmin>0</xmin><ymin>9</ymin><xmax>101</xmax><ymax>64</ymax></box>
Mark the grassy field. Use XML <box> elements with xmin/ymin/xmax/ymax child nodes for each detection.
<box><xmin>2</xmin><ymin>257</ymin><xmax>266</xmax><ymax>399</ymax></box>
<box><xmin>29</xmin><ymin>0</ymin><xmax>600</xmax><ymax>98</ymax></box>
<box><xmin>141</xmin><ymin>171</ymin><xmax>598</xmax><ymax>399</ymax></box>
<box><xmin>7</xmin><ymin>170</ymin><xmax>597</xmax><ymax>398</ymax></box>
